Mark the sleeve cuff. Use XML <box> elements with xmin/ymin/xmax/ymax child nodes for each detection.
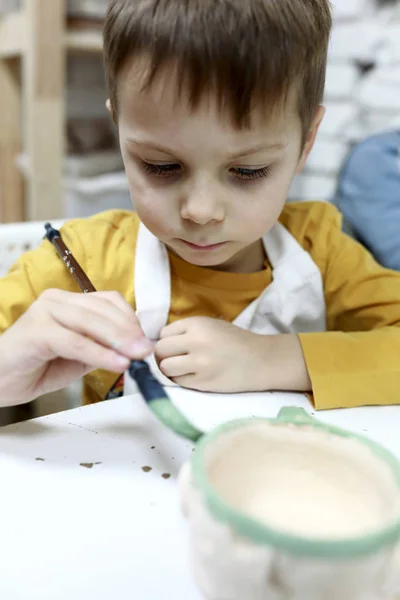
<box><xmin>298</xmin><ymin>330</ymin><xmax>400</xmax><ymax>410</ymax></box>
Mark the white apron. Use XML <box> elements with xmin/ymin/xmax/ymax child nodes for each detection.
<box><xmin>124</xmin><ymin>221</ymin><xmax>327</xmax><ymax>430</ymax></box>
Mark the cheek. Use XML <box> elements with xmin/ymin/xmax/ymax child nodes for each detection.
<box><xmin>120</xmin><ymin>151</ymin><xmax>168</xmax><ymax>232</ymax></box>
<box><xmin>126</xmin><ymin>176</ymin><xmax>175</xmax><ymax>237</ymax></box>
<box><xmin>121</xmin><ymin>154</ymin><xmax>176</xmax><ymax>232</ymax></box>
<box><xmin>137</xmin><ymin>201</ymin><xmax>167</xmax><ymax>235</ymax></box>
<box><xmin>236</xmin><ymin>178</ymin><xmax>289</xmax><ymax>236</ymax></box>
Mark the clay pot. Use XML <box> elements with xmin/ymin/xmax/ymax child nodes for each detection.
<box><xmin>179</xmin><ymin>407</ymin><xmax>400</xmax><ymax>600</ymax></box>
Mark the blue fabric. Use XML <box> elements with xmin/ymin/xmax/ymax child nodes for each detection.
<box><xmin>334</xmin><ymin>131</ymin><xmax>400</xmax><ymax>271</ymax></box>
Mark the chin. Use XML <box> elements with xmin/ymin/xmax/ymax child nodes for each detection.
<box><xmin>188</xmin><ymin>255</ymin><xmax>229</xmax><ymax>268</ymax></box>
<box><xmin>176</xmin><ymin>247</ymin><xmax>234</xmax><ymax>268</ymax></box>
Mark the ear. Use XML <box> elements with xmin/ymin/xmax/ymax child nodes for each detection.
<box><xmin>296</xmin><ymin>105</ymin><xmax>325</xmax><ymax>173</ymax></box>
<box><xmin>106</xmin><ymin>98</ymin><xmax>118</xmax><ymax>124</ymax></box>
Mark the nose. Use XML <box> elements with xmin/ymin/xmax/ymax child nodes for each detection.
<box><xmin>180</xmin><ymin>178</ymin><xmax>225</xmax><ymax>225</ymax></box>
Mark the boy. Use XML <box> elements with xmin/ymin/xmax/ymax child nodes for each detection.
<box><xmin>1</xmin><ymin>0</ymin><xmax>400</xmax><ymax>411</ymax></box>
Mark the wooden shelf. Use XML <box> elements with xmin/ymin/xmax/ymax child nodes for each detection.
<box><xmin>0</xmin><ymin>2</ymin><xmax>104</xmax><ymax>223</ymax></box>
<box><xmin>65</xmin><ymin>26</ymin><xmax>103</xmax><ymax>53</ymax></box>
<box><xmin>0</xmin><ymin>11</ymin><xmax>103</xmax><ymax>58</ymax></box>
<box><xmin>0</xmin><ymin>11</ymin><xmax>26</xmax><ymax>58</ymax></box>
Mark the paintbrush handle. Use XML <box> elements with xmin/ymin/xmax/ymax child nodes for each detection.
<box><xmin>129</xmin><ymin>360</ymin><xmax>166</xmax><ymax>401</ymax></box>
<box><xmin>44</xmin><ymin>223</ymin><xmax>96</xmax><ymax>294</ymax></box>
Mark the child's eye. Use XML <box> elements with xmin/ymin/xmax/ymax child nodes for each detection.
<box><xmin>231</xmin><ymin>166</ymin><xmax>272</xmax><ymax>180</ymax></box>
<box><xmin>141</xmin><ymin>161</ymin><xmax>181</xmax><ymax>178</ymax></box>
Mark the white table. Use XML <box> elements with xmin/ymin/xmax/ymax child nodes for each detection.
<box><xmin>1</xmin><ymin>390</ymin><xmax>400</xmax><ymax>600</ymax></box>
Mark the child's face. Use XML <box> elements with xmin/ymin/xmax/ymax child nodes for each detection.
<box><xmin>116</xmin><ymin>61</ymin><xmax>322</xmax><ymax>273</ymax></box>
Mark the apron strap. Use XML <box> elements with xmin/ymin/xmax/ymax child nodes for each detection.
<box><xmin>134</xmin><ymin>223</ymin><xmax>171</xmax><ymax>341</ymax></box>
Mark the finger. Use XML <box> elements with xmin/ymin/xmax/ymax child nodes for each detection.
<box><xmin>44</xmin><ymin>289</ymin><xmax>139</xmax><ymax>328</ymax></box>
<box><xmin>35</xmin><ymin>358</ymin><xmax>93</xmax><ymax>396</ymax></box>
<box><xmin>171</xmin><ymin>374</ymin><xmax>198</xmax><ymax>389</ymax></box>
<box><xmin>171</xmin><ymin>374</ymin><xmax>215</xmax><ymax>392</ymax></box>
<box><xmin>160</xmin><ymin>320</ymin><xmax>189</xmax><ymax>339</ymax></box>
<box><xmin>159</xmin><ymin>356</ymin><xmax>194</xmax><ymax>379</ymax></box>
<box><xmin>46</xmin><ymin>324</ymin><xmax>130</xmax><ymax>372</ymax></box>
<box><xmin>89</xmin><ymin>291</ymin><xmax>137</xmax><ymax>319</ymax></box>
<box><xmin>48</xmin><ymin>302</ymin><xmax>152</xmax><ymax>359</ymax></box>
<box><xmin>155</xmin><ymin>336</ymin><xmax>188</xmax><ymax>360</ymax></box>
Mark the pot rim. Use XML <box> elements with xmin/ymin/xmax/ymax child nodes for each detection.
<box><xmin>191</xmin><ymin>407</ymin><xmax>400</xmax><ymax>558</ymax></box>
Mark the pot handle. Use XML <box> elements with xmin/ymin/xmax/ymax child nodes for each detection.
<box><xmin>276</xmin><ymin>406</ymin><xmax>318</xmax><ymax>425</ymax></box>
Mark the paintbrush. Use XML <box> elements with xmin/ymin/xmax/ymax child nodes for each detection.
<box><xmin>44</xmin><ymin>222</ymin><xmax>201</xmax><ymax>441</ymax></box>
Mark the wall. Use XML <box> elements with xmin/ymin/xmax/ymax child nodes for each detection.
<box><xmin>289</xmin><ymin>0</ymin><xmax>400</xmax><ymax>201</ymax></box>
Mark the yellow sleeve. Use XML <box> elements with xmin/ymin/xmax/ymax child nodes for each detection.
<box><xmin>0</xmin><ymin>209</ymin><xmax>139</xmax><ymax>335</ymax></box>
<box><xmin>0</xmin><ymin>210</ymin><xmax>139</xmax><ymax>405</ymax></box>
<box><xmin>0</xmin><ymin>222</ymin><xmax>86</xmax><ymax>334</ymax></box>
<box><xmin>293</xmin><ymin>203</ymin><xmax>400</xmax><ymax>410</ymax></box>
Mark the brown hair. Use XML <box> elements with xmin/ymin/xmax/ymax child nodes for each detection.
<box><xmin>104</xmin><ymin>0</ymin><xmax>331</xmax><ymax>138</ymax></box>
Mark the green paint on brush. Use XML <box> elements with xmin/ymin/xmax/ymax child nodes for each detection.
<box><xmin>150</xmin><ymin>398</ymin><xmax>202</xmax><ymax>441</ymax></box>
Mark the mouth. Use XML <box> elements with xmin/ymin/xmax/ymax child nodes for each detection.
<box><xmin>179</xmin><ymin>240</ymin><xmax>227</xmax><ymax>252</ymax></box>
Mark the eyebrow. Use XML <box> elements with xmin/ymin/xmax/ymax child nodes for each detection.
<box><xmin>229</xmin><ymin>142</ymin><xmax>285</xmax><ymax>159</ymax></box>
<box><xmin>126</xmin><ymin>138</ymin><xmax>285</xmax><ymax>158</ymax></box>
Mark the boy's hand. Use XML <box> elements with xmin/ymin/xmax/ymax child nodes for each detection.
<box><xmin>156</xmin><ymin>317</ymin><xmax>312</xmax><ymax>394</ymax></box>
<box><xmin>0</xmin><ymin>289</ymin><xmax>153</xmax><ymax>407</ymax></box>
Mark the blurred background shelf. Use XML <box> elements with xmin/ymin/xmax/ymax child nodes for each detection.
<box><xmin>66</xmin><ymin>21</ymin><xmax>103</xmax><ymax>53</ymax></box>
<box><xmin>0</xmin><ymin>0</ymin><xmax>105</xmax><ymax>224</ymax></box>
<box><xmin>0</xmin><ymin>12</ymin><xmax>103</xmax><ymax>57</ymax></box>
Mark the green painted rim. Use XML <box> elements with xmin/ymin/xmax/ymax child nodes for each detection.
<box><xmin>191</xmin><ymin>407</ymin><xmax>400</xmax><ymax>558</ymax></box>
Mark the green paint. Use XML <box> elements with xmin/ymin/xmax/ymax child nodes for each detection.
<box><xmin>150</xmin><ymin>398</ymin><xmax>202</xmax><ymax>441</ymax></box>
